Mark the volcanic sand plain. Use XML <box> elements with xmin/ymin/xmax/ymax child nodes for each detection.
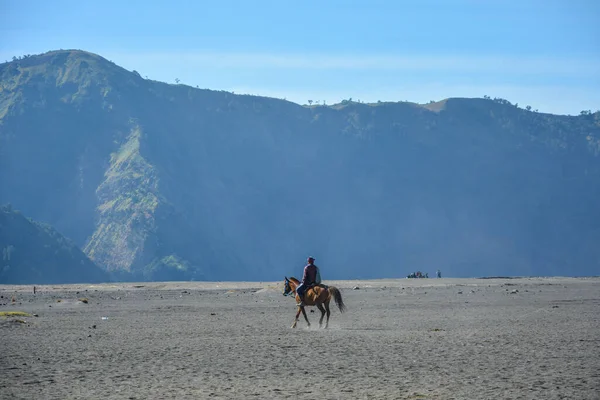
<box><xmin>1</xmin><ymin>277</ymin><xmax>599</xmax><ymax>399</ymax></box>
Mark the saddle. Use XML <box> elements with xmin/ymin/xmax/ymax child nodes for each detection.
<box><xmin>307</xmin><ymin>283</ymin><xmax>329</xmax><ymax>293</ymax></box>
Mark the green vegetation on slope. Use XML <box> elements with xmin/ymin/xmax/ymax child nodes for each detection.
<box><xmin>84</xmin><ymin>124</ymin><xmax>159</xmax><ymax>272</ymax></box>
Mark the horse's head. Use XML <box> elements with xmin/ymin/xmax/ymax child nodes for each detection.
<box><xmin>283</xmin><ymin>276</ymin><xmax>294</xmax><ymax>297</ymax></box>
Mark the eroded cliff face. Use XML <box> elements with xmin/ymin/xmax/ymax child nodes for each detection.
<box><xmin>85</xmin><ymin>124</ymin><xmax>160</xmax><ymax>272</ymax></box>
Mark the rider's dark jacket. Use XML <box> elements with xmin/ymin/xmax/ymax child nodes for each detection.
<box><xmin>302</xmin><ymin>263</ymin><xmax>317</xmax><ymax>285</ymax></box>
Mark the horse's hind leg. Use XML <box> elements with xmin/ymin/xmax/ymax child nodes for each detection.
<box><xmin>316</xmin><ymin>303</ymin><xmax>326</xmax><ymax>328</ymax></box>
<box><xmin>324</xmin><ymin>300</ymin><xmax>331</xmax><ymax>329</ymax></box>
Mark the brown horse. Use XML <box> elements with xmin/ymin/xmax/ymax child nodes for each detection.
<box><xmin>283</xmin><ymin>277</ymin><xmax>346</xmax><ymax>328</ymax></box>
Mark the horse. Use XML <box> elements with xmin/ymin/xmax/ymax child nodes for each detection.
<box><xmin>283</xmin><ymin>276</ymin><xmax>346</xmax><ymax>329</ymax></box>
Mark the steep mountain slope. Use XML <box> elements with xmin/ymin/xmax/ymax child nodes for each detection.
<box><xmin>1</xmin><ymin>50</ymin><xmax>599</xmax><ymax>280</ymax></box>
<box><xmin>0</xmin><ymin>205</ymin><xmax>110</xmax><ymax>284</ymax></box>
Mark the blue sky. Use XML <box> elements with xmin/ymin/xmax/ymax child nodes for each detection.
<box><xmin>1</xmin><ymin>0</ymin><xmax>599</xmax><ymax>114</ymax></box>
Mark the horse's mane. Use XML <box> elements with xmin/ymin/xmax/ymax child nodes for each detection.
<box><xmin>288</xmin><ymin>277</ymin><xmax>300</xmax><ymax>284</ymax></box>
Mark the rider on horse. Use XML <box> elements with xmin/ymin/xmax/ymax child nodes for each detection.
<box><xmin>296</xmin><ymin>256</ymin><xmax>320</xmax><ymax>306</ymax></box>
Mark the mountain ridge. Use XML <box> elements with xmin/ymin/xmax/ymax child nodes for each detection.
<box><xmin>6</xmin><ymin>49</ymin><xmax>592</xmax><ymax>117</ymax></box>
<box><xmin>1</xmin><ymin>49</ymin><xmax>599</xmax><ymax>282</ymax></box>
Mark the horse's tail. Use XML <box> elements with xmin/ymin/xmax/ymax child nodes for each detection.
<box><xmin>329</xmin><ymin>286</ymin><xmax>346</xmax><ymax>313</ymax></box>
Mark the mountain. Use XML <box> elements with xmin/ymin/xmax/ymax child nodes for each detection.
<box><xmin>1</xmin><ymin>50</ymin><xmax>599</xmax><ymax>281</ymax></box>
<box><xmin>0</xmin><ymin>205</ymin><xmax>110</xmax><ymax>284</ymax></box>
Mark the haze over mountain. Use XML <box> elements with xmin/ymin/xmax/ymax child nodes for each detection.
<box><xmin>1</xmin><ymin>50</ymin><xmax>599</xmax><ymax>282</ymax></box>
<box><xmin>0</xmin><ymin>205</ymin><xmax>109</xmax><ymax>284</ymax></box>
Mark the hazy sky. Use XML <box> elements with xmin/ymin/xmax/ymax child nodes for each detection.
<box><xmin>1</xmin><ymin>0</ymin><xmax>599</xmax><ymax>114</ymax></box>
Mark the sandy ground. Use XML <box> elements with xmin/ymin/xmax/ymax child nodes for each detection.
<box><xmin>0</xmin><ymin>277</ymin><xmax>598</xmax><ymax>399</ymax></box>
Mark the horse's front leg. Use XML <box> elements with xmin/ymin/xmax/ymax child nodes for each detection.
<box><xmin>291</xmin><ymin>307</ymin><xmax>302</xmax><ymax>328</ymax></box>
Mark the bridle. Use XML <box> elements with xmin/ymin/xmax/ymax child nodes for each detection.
<box><xmin>283</xmin><ymin>280</ymin><xmax>296</xmax><ymax>297</ymax></box>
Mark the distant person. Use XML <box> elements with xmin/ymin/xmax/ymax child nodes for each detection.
<box><xmin>436</xmin><ymin>269</ymin><xmax>441</xmax><ymax>278</ymax></box>
<box><xmin>296</xmin><ymin>256</ymin><xmax>319</xmax><ymax>306</ymax></box>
